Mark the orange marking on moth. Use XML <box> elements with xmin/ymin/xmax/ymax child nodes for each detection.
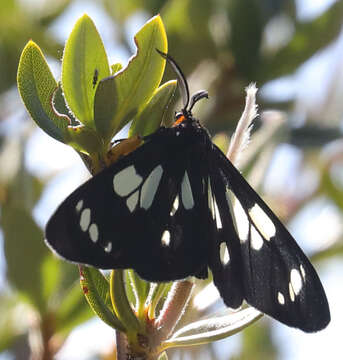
<box><xmin>106</xmin><ymin>135</ymin><xmax>143</xmax><ymax>166</ymax></box>
<box><xmin>173</xmin><ymin>115</ymin><xmax>186</xmax><ymax>127</ymax></box>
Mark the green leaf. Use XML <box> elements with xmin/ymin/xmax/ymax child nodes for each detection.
<box><xmin>17</xmin><ymin>41</ymin><xmax>69</xmax><ymax>143</ymax></box>
<box><xmin>111</xmin><ymin>62</ymin><xmax>123</xmax><ymax>74</ymax></box>
<box><xmin>62</xmin><ymin>14</ymin><xmax>110</xmax><ymax>128</ymax></box>
<box><xmin>158</xmin><ymin>352</ymin><xmax>169</xmax><ymax>360</ymax></box>
<box><xmin>0</xmin><ymin>295</ymin><xmax>27</xmax><ymax>352</ymax></box>
<box><xmin>127</xmin><ymin>270</ymin><xmax>150</xmax><ymax>318</ymax></box>
<box><xmin>93</xmin><ymin>75</ymin><xmax>118</xmax><ymax>147</ymax></box>
<box><xmin>228</xmin><ymin>0</ymin><xmax>263</xmax><ymax>79</ymax></box>
<box><xmin>66</xmin><ymin>124</ymin><xmax>104</xmax><ymax>155</ymax></box>
<box><xmin>80</xmin><ymin>266</ymin><xmax>125</xmax><ymax>331</ymax></box>
<box><xmin>1</xmin><ymin>206</ymin><xmax>49</xmax><ymax>311</ymax></box>
<box><xmin>110</xmin><ymin>270</ymin><xmax>141</xmax><ymax>333</ymax></box>
<box><xmin>148</xmin><ymin>282</ymin><xmax>171</xmax><ymax>319</ymax></box>
<box><xmin>96</xmin><ymin>15</ymin><xmax>168</xmax><ymax>142</ymax></box>
<box><xmin>53</xmin><ymin>83</ymin><xmax>77</xmax><ymax>126</ymax></box>
<box><xmin>129</xmin><ymin>80</ymin><xmax>177</xmax><ymax>137</ymax></box>
<box><xmin>56</xmin><ymin>278</ymin><xmax>94</xmax><ymax>335</ymax></box>
<box><xmin>40</xmin><ymin>256</ymin><xmax>61</xmax><ymax>305</ymax></box>
<box><xmin>163</xmin><ymin>308</ymin><xmax>262</xmax><ymax>349</ymax></box>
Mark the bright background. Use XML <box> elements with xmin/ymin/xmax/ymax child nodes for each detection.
<box><xmin>0</xmin><ymin>0</ymin><xmax>342</xmax><ymax>359</ymax></box>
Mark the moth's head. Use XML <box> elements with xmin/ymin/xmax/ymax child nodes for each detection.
<box><xmin>156</xmin><ymin>49</ymin><xmax>208</xmax><ymax>123</ymax></box>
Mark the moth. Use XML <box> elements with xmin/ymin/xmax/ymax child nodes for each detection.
<box><xmin>46</xmin><ymin>50</ymin><xmax>330</xmax><ymax>332</ymax></box>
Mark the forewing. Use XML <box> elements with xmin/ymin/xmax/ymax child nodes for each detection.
<box><xmin>46</xmin><ymin>136</ymin><xmax>212</xmax><ymax>282</ymax></box>
<box><xmin>209</xmin><ymin>145</ymin><xmax>330</xmax><ymax>332</ymax></box>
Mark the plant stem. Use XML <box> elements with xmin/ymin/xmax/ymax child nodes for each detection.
<box><xmin>116</xmin><ymin>330</ymin><xmax>128</xmax><ymax>360</ymax></box>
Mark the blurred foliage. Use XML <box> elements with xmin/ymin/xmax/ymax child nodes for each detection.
<box><xmin>0</xmin><ymin>0</ymin><xmax>342</xmax><ymax>359</ymax></box>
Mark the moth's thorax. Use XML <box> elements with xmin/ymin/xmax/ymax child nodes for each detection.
<box><xmin>170</xmin><ymin>114</ymin><xmax>211</xmax><ymax>149</ymax></box>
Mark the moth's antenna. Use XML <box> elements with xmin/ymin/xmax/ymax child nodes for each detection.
<box><xmin>156</xmin><ymin>49</ymin><xmax>190</xmax><ymax>111</ymax></box>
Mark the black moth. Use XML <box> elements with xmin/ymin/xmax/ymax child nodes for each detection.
<box><xmin>46</xmin><ymin>50</ymin><xmax>330</xmax><ymax>333</ymax></box>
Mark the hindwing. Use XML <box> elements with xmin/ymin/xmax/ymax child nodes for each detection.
<box><xmin>208</xmin><ymin>145</ymin><xmax>330</xmax><ymax>332</ymax></box>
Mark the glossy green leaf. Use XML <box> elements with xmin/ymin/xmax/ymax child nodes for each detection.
<box><xmin>80</xmin><ymin>266</ymin><xmax>125</xmax><ymax>331</ymax></box>
<box><xmin>96</xmin><ymin>15</ymin><xmax>168</xmax><ymax>142</ymax></box>
<box><xmin>129</xmin><ymin>80</ymin><xmax>177</xmax><ymax>137</ymax></box>
<box><xmin>17</xmin><ymin>41</ymin><xmax>69</xmax><ymax>143</ymax></box>
<box><xmin>62</xmin><ymin>14</ymin><xmax>110</xmax><ymax>128</ymax></box>
<box><xmin>110</xmin><ymin>270</ymin><xmax>141</xmax><ymax>332</ymax></box>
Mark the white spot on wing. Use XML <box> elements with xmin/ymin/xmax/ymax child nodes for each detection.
<box><xmin>126</xmin><ymin>190</ymin><xmax>139</xmax><ymax>212</ymax></box>
<box><xmin>161</xmin><ymin>230</ymin><xmax>171</xmax><ymax>246</ymax></box>
<box><xmin>208</xmin><ymin>178</ymin><xmax>215</xmax><ymax>219</ymax></box>
<box><xmin>290</xmin><ymin>268</ymin><xmax>303</xmax><ymax>295</ymax></box>
<box><xmin>278</xmin><ymin>291</ymin><xmax>285</xmax><ymax>305</ymax></box>
<box><xmin>250</xmin><ymin>226</ymin><xmax>263</xmax><ymax>250</ymax></box>
<box><xmin>181</xmin><ymin>171</ymin><xmax>194</xmax><ymax>209</ymax></box>
<box><xmin>80</xmin><ymin>208</ymin><xmax>91</xmax><ymax>231</ymax></box>
<box><xmin>230</xmin><ymin>193</ymin><xmax>249</xmax><ymax>243</ymax></box>
<box><xmin>104</xmin><ymin>242</ymin><xmax>112</xmax><ymax>253</ymax></box>
<box><xmin>113</xmin><ymin>165</ymin><xmax>143</xmax><ymax>197</ymax></box>
<box><xmin>289</xmin><ymin>282</ymin><xmax>295</xmax><ymax>302</ymax></box>
<box><xmin>300</xmin><ymin>264</ymin><xmax>306</xmax><ymax>280</ymax></box>
<box><xmin>170</xmin><ymin>195</ymin><xmax>179</xmax><ymax>216</ymax></box>
<box><xmin>75</xmin><ymin>200</ymin><xmax>83</xmax><ymax>212</ymax></box>
<box><xmin>140</xmin><ymin>165</ymin><xmax>163</xmax><ymax>209</ymax></box>
<box><xmin>248</xmin><ymin>204</ymin><xmax>276</xmax><ymax>241</ymax></box>
<box><xmin>214</xmin><ymin>199</ymin><xmax>222</xmax><ymax>229</ymax></box>
<box><xmin>220</xmin><ymin>242</ymin><xmax>230</xmax><ymax>265</ymax></box>
<box><xmin>89</xmin><ymin>223</ymin><xmax>99</xmax><ymax>243</ymax></box>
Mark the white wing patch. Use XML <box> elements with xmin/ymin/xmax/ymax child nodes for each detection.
<box><xmin>76</xmin><ymin>203</ymin><xmax>101</xmax><ymax>245</ymax></box>
<box><xmin>104</xmin><ymin>242</ymin><xmax>112</xmax><ymax>253</ymax></box>
<box><xmin>126</xmin><ymin>191</ymin><xmax>139</xmax><ymax>212</ymax></box>
<box><xmin>89</xmin><ymin>223</ymin><xmax>99</xmax><ymax>243</ymax></box>
<box><xmin>290</xmin><ymin>268</ymin><xmax>303</xmax><ymax>295</ymax></box>
<box><xmin>289</xmin><ymin>282</ymin><xmax>295</xmax><ymax>302</ymax></box>
<box><xmin>300</xmin><ymin>264</ymin><xmax>306</xmax><ymax>280</ymax></box>
<box><xmin>208</xmin><ymin>178</ymin><xmax>215</xmax><ymax>219</ymax></box>
<box><xmin>170</xmin><ymin>195</ymin><xmax>179</xmax><ymax>216</ymax></box>
<box><xmin>140</xmin><ymin>165</ymin><xmax>163</xmax><ymax>210</ymax></box>
<box><xmin>112</xmin><ymin>165</ymin><xmax>164</xmax><ymax>212</ymax></box>
<box><xmin>75</xmin><ymin>200</ymin><xmax>84</xmax><ymax>212</ymax></box>
<box><xmin>220</xmin><ymin>242</ymin><xmax>230</xmax><ymax>265</ymax></box>
<box><xmin>229</xmin><ymin>191</ymin><xmax>249</xmax><ymax>243</ymax></box>
<box><xmin>113</xmin><ymin>165</ymin><xmax>143</xmax><ymax>197</ymax></box>
<box><xmin>277</xmin><ymin>291</ymin><xmax>285</xmax><ymax>305</ymax></box>
<box><xmin>181</xmin><ymin>171</ymin><xmax>194</xmax><ymax>209</ymax></box>
<box><xmin>250</xmin><ymin>226</ymin><xmax>263</xmax><ymax>251</ymax></box>
<box><xmin>80</xmin><ymin>208</ymin><xmax>91</xmax><ymax>232</ymax></box>
<box><xmin>248</xmin><ymin>204</ymin><xmax>276</xmax><ymax>241</ymax></box>
<box><xmin>161</xmin><ymin>230</ymin><xmax>171</xmax><ymax>247</ymax></box>
<box><xmin>208</xmin><ymin>178</ymin><xmax>222</xmax><ymax>229</ymax></box>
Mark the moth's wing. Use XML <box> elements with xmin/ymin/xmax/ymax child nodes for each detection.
<box><xmin>46</xmin><ymin>137</ymin><xmax>212</xmax><ymax>282</ymax></box>
<box><xmin>204</xmin><ymin>173</ymin><xmax>245</xmax><ymax>309</ymax></box>
<box><xmin>209</xmin><ymin>145</ymin><xmax>330</xmax><ymax>332</ymax></box>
